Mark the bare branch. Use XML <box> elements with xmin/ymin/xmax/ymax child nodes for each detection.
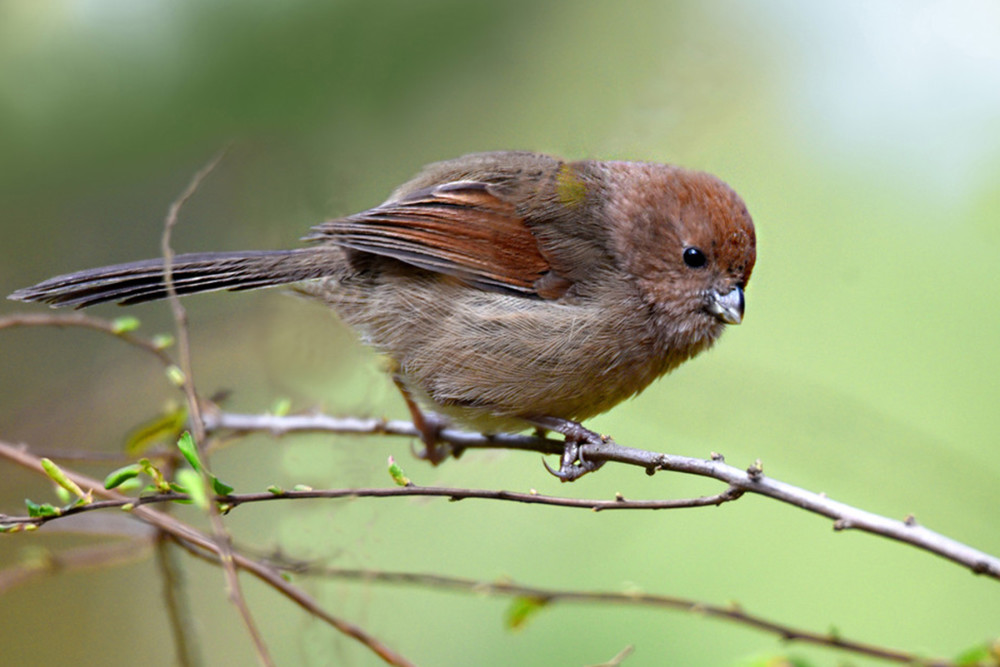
<box><xmin>0</xmin><ymin>478</ymin><xmax>744</xmax><ymax>530</ymax></box>
<box><xmin>0</xmin><ymin>538</ymin><xmax>153</xmax><ymax>595</ymax></box>
<box><xmin>160</xmin><ymin>151</ymin><xmax>227</xmax><ymax>446</ymax></box>
<box><xmin>156</xmin><ymin>530</ymin><xmax>201</xmax><ymax>667</ymax></box>
<box><xmin>158</xmin><ymin>150</ymin><xmax>275</xmax><ymax>667</ymax></box>
<box><xmin>257</xmin><ymin>565</ymin><xmax>956</xmax><ymax>667</ymax></box>
<box><xmin>587</xmin><ymin>645</ymin><xmax>635</xmax><ymax>667</ymax></box>
<box><xmin>0</xmin><ymin>312</ymin><xmax>174</xmax><ymax>367</ymax></box>
<box><xmin>202</xmin><ymin>410</ymin><xmax>1000</xmax><ymax>582</ymax></box>
<box><xmin>152</xmin><ymin>453</ymin><xmax>202</xmax><ymax>667</ymax></box>
<box><xmin>0</xmin><ymin>433</ymin><xmax>962</xmax><ymax>666</ymax></box>
<box><xmin>202</xmin><ymin>409</ymin><xmax>565</xmax><ymax>455</ymax></box>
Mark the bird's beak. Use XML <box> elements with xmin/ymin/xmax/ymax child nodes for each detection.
<box><xmin>707</xmin><ymin>286</ymin><xmax>744</xmax><ymax>325</ymax></box>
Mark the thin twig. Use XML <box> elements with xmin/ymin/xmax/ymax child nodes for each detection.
<box><xmin>202</xmin><ymin>409</ymin><xmax>565</xmax><ymax>455</ymax></box>
<box><xmin>256</xmin><ymin>565</ymin><xmax>955</xmax><ymax>667</ymax></box>
<box><xmin>158</xmin><ymin>150</ymin><xmax>276</xmax><ymax>667</ymax></box>
<box><xmin>156</xmin><ymin>530</ymin><xmax>201</xmax><ymax>667</ymax></box>
<box><xmin>0</xmin><ymin>537</ymin><xmax>154</xmax><ymax>595</ymax></box>
<box><xmin>0</xmin><ymin>477</ymin><xmax>743</xmax><ymax>528</ymax></box>
<box><xmin>201</xmin><ymin>410</ymin><xmax>1000</xmax><ymax>582</ymax></box>
<box><xmin>587</xmin><ymin>645</ymin><xmax>634</xmax><ymax>667</ymax></box>
<box><xmin>0</xmin><ymin>313</ymin><xmax>174</xmax><ymax>367</ymax></box>
<box><xmin>0</xmin><ymin>442</ymin><xmax>416</xmax><ymax>667</ymax></box>
<box><xmin>153</xmin><ymin>454</ymin><xmax>201</xmax><ymax>667</ymax></box>
<box><xmin>160</xmin><ymin>151</ymin><xmax>226</xmax><ymax>446</ymax></box>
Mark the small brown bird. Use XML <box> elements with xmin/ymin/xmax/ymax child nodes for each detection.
<box><xmin>9</xmin><ymin>152</ymin><xmax>756</xmax><ymax>480</ymax></box>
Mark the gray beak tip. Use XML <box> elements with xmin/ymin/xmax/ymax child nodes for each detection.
<box><xmin>707</xmin><ymin>286</ymin><xmax>745</xmax><ymax>325</ymax></box>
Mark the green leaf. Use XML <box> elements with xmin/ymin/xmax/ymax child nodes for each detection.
<box><xmin>152</xmin><ymin>333</ymin><xmax>174</xmax><ymax>350</ymax></box>
<box><xmin>504</xmin><ymin>596</ymin><xmax>548</xmax><ymax>630</ymax></box>
<box><xmin>175</xmin><ymin>469</ymin><xmax>208</xmax><ymax>510</ymax></box>
<box><xmin>270</xmin><ymin>397</ymin><xmax>292</xmax><ymax>416</ymax></box>
<box><xmin>955</xmin><ymin>642</ymin><xmax>992</xmax><ymax>665</ymax></box>
<box><xmin>387</xmin><ymin>456</ymin><xmax>411</xmax><ymax>487</ymax></box>
<box><xmin>114</xmin><ymin>478</ymin><xmax>143</xmax><ymax>492</ymax></box>
<box><xmin>70</xmin><ymin>495</ymin><xmax>92</xmax><ymax>509</ymax></box>
<box><xmin>40</xmin><ymin>458</ymin><xmax>87</xmax><ymax>500</ymax></box>
<box><xmin>111</xmin><ymin>315</ymin><xmax>141</xmax><ymax>334</ymax></box>
<box><xmin>211</xmin><ymin>475</ymin><xmax>234</xmax><ymax>496</ymax></box>
<box><xmin>25</xmin><ymin>499</ymin><xmax>60</xmax><ymax>518</ymax></box>
<box><xmin>53</xmin><ymin>484</ymin><xmax>72</xmax><ymax>505</ymax></box>
<box><xmin>104</xmin><ymin>464</ymin><xmax>143</xmax><ymax>490</ymax></box>
<box><xmin>175</xmin><ymin>431</ymin><xmax>203</xmax><ymax>472</ymax></box>
<box><xmin>266</xmin><ymin>485</ymin><xmax>284</xmax><ymax>495</ymax></box>
<box><xmin>139</xmin><ymin>458</ymin><xmax>171</xmax><ymax>491</ymax></box>
<box><xmin>165</xmin><ymin>365</ymin><xmax>186</xmax><ymax>387</ymax></box>
<box><xmin>125</xmin><ymin>404</ymin><xmax>187</xmax><ymax>456</ymax></box>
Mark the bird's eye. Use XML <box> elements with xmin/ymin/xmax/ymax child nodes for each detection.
<box><xmin>683</xmin><ymin>247</ymin><xmax>707</xmax><ymax>269</ymax></box>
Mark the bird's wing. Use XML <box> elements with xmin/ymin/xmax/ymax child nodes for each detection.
<box><xmin>306</xmin><ymin>180</ymin><xmax>567</xmax><ymax>298</ymax></box>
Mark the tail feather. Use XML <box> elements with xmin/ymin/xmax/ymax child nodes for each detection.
<box><xmin>8</xmin><ymin>249</ymin><xmax>336</xmax><ymax>308</ymax></box>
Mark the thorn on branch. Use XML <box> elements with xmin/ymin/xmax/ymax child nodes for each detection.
<box><xmin>973</xmin><ymin>560</ymin><xmax>992</xmax><ymax>575</ymax></box>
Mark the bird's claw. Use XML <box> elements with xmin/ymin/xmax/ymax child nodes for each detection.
<box><xmin>542</xmin><ymin>443</ymin><xmax>606</xmax><ymax>481</ymax></box>
<box><xmin>536</xmin><ymin>421</ymin><xmax>607</xmax><ymax>482</ymax></box>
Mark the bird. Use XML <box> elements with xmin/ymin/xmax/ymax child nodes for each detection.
<box><xmin>9</xmin><ymin>151</ymin><xmax>756</xmax><ymax>480</ymax></box>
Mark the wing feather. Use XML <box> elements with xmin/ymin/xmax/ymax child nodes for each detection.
<box><xmin>306</xmin><ymin>181</ymin><xmax>561</xmax><ymax>297</ymax></box>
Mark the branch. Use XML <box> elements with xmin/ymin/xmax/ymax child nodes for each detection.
<box><xmin>0</xmin><ymin>313</ymin><xmax>174</xmax><ymax>367</ymax></box>
<box><xmin>156</xmin><ymin>527</ymin><xmax>201</xmax><ymax>667</ymax></box>
<box><xmin>151</xmin><ymin>454</ymin><xmax>202</xmax><ymax>667</ymax></box>
<box><xmin>0</xmin><ymin>436</ymin><xmax>963</xmax><ymax>666</ymax></box>
<box><xmin>255</xmin><ymin>564</ymin><xmax>956</xmax><ymax>667</ymax></box>
<box><xmin>0</xmin><ymin>441</ymin><xmax>416</xmax><ymax>667</ymax></box>
<box><xmin>160</xmin><ymin>150</ymin><xmax>226</xmax><ymax>447</ymax></box>
<box><xmin>201</xmin><ymin>410</ymin><xmax>1000</xmax><ymax>582</ymax></box>
<box><xmin>158</xmin><ymin>149</ymin><xmax>274</xmax><ymax>667</ymax></box>
<box><xmin>0</xmin><ymin>472</ymin><xmax>744</xmax><ymax>530</ymax></box>
<box><xmin>0</xmin><ymin>538</ymin><xmax>153</xmax><ymax>595</ymax></box>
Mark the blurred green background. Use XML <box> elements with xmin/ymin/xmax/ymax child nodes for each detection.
<box><xmin>2</xmin><ymin>1</ymin><xmax>999</xmax><ymax>665</ymax></box>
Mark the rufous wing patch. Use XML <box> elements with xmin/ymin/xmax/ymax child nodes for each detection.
<box><xmin>307</xmin><ymin>181</ymin><xmax>557</xmax><ymax>297</ymax></box>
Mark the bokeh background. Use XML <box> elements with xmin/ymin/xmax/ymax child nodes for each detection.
<box><xmin>2</xmin><ymin>1</ymin><xmax>999</xmax><ymax>665</ymax></box>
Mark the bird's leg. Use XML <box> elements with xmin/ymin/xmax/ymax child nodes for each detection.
<box><xmin>529</xmin><ymin>416</ymin><xmax>607</xmax><ymax>482</ymax></box>
<box><xmin>393</xmin><ymin>376</ymin><xmax>451</xmax><ymax>465</ymax></box>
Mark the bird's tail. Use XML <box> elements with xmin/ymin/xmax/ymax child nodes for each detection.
<box><xmin>8</xmin><ymin>249</ymin><xmax>336</xmax><ymax>308</ymax></box>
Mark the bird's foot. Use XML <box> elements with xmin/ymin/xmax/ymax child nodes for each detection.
<box><xmin>408</xmin><ymin>410</ymin><xmax>452</xmax><ymax>465</ymax></box>
<box><xmin>393</xmin><ymin>375</ymin><xmax>453</xmax><ymax>465</ymax></box>
<box><xmin>532</xmin><ymin>417</ymin><xmax>607</xmax><ymax>482</ymax></box>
